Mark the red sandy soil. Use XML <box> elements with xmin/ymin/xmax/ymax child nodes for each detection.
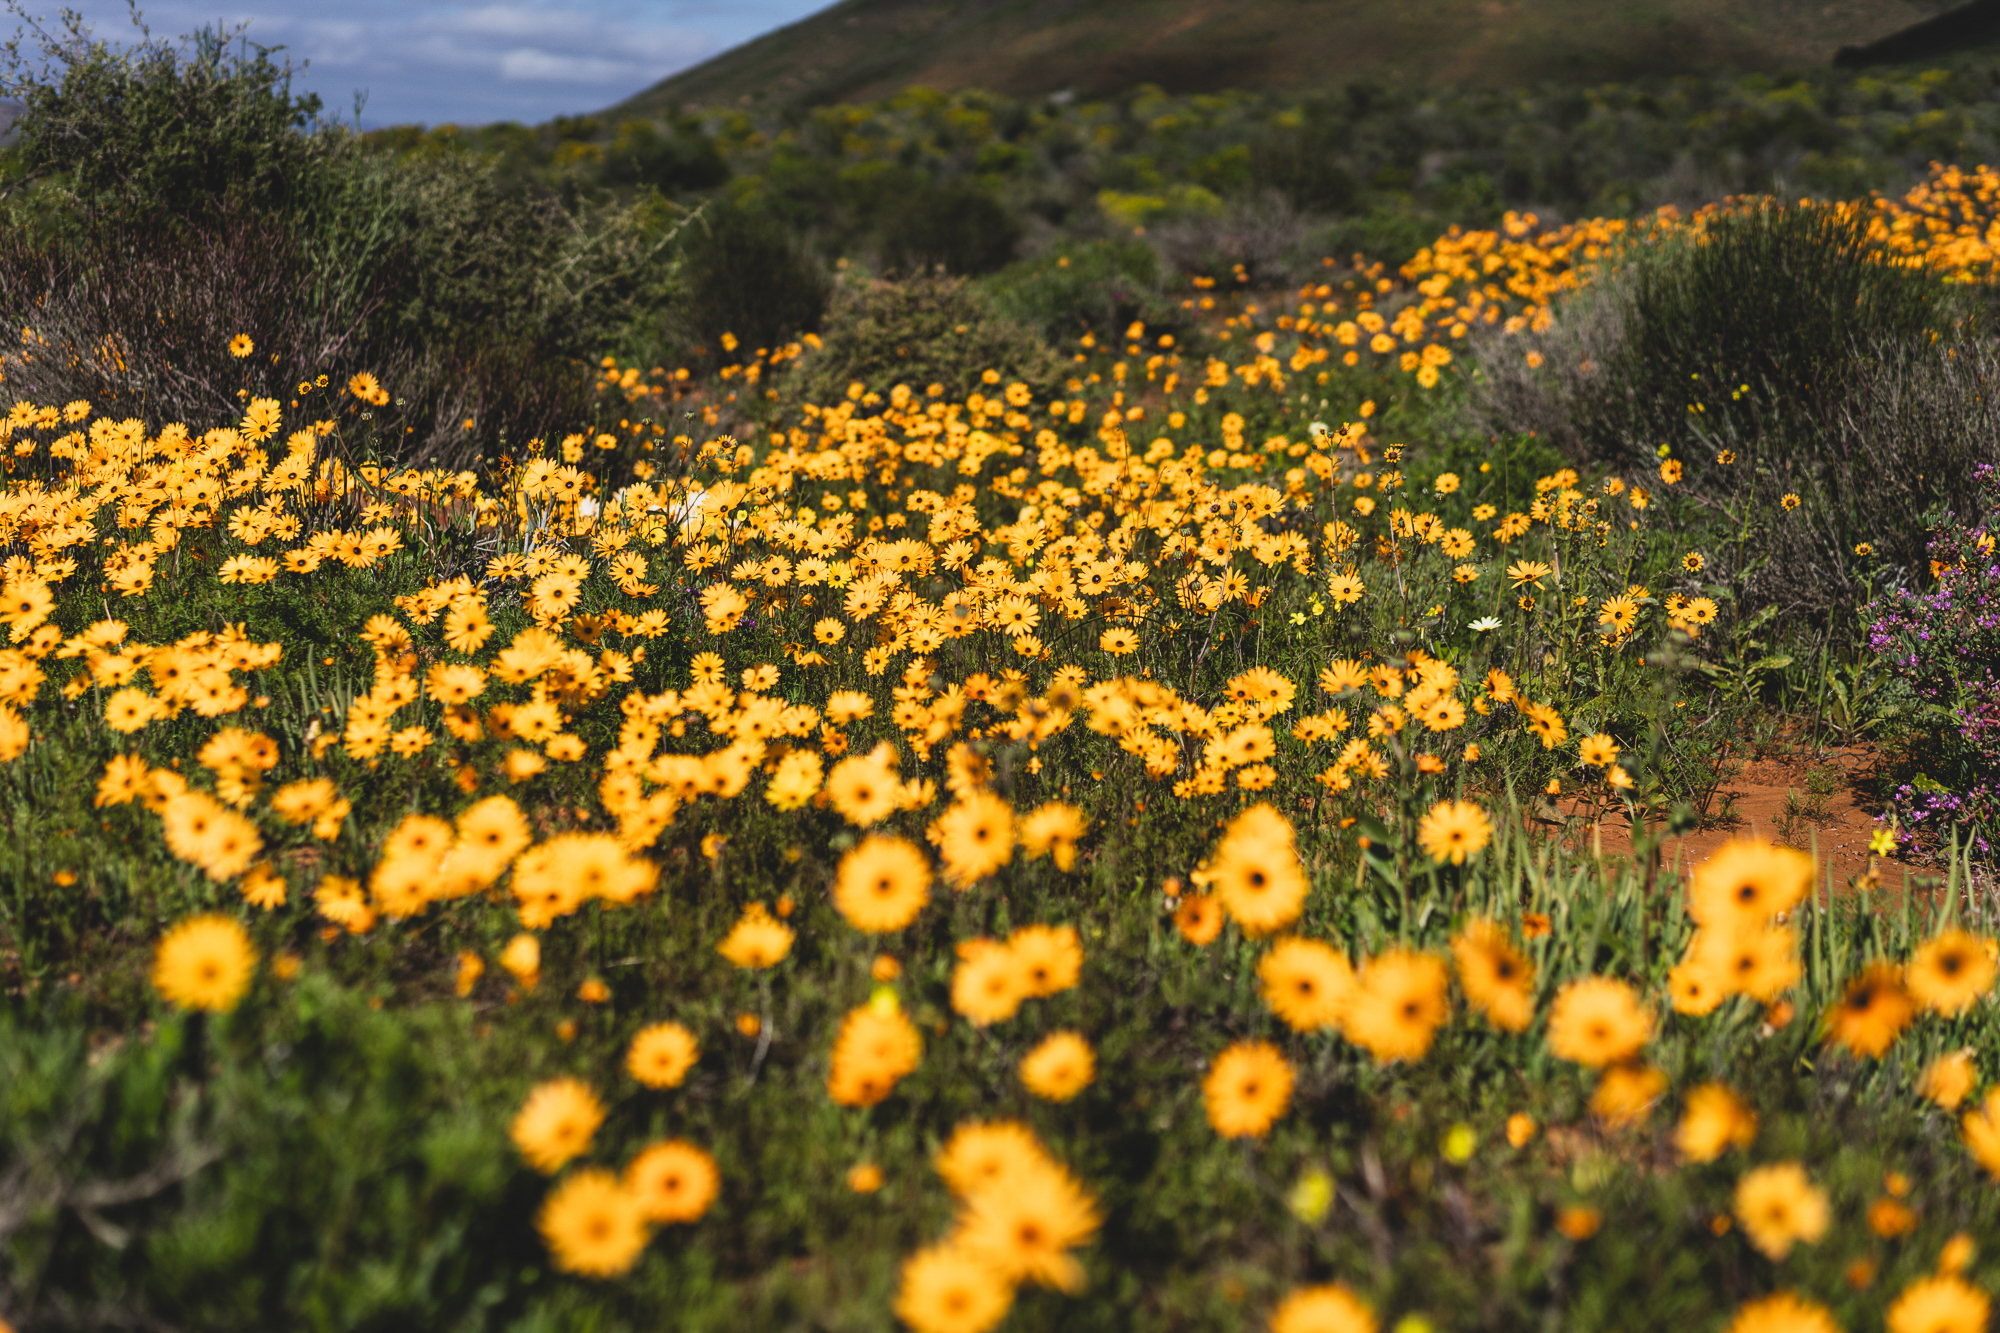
<box><xmin>1544</xmin><ymin>741</ymin><xmax>1941</xmax><ymax>908</ymax></box>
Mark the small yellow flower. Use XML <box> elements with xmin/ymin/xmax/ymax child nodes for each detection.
<box><xmin>1441</xmin><ymin>1123</ymin><xmax>1477</xmax><ymax>1163</ymax></box>
<box><xmin>1287</xmin><ymin>1166</ymin><xmax>1333</xmax><ymax>1224</ymax></box>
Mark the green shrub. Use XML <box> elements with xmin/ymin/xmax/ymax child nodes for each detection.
<box><xmin>982</xmin><ymin>239</ymin><xmax>1182</xmax><ymax>344</ymax></box>
<box><xmin>1594</xmin><ymin>204</ymin><xmax>1969</xmax><ymax>461</ymax></box>
<box><xmin>1473</xmin><ymin>203</ymin><xmax>1998</xmax><ymax>615</ymax></box>
<box><xmin>0</xmin><ymin>15</ymin><xmax>692</xmax><ymax>468</ymax></box>
<box><xmin>1316</xmin><ymin>202</ymin><xmax>1457</xmax><ymax>271</ymax></box>
<box><xmin>665</xmin><ymin>203</ymin><xmax>831</xmax><ymax>365</ymax></box>
<box><xmin>1249</xmin><ymin>121</ymin><xmax>1360</xmax><ymax>214</ymax></box>
<box><xmin>877</xmin><ymin>179</ymin><xmax>1022</xmax><ymax>277</ymax></box>
<box><xmin>600</xmin><ymin>119</ymin><xmax>730</xmax><ymax>195</ymax></box>
<box><xmin>787</xmin><ymin>274</ymin><xmax>1060</xmax><ymax>405</ymax></box>
<box><xmin>1</xmin><ymin>14</ymin><xmax>328</xmax><ymax>220</ymax></box>
<box><xmin>311</xmin><ymin>150</ymin><xmax>680</xmax><ymax>372</ymax></box>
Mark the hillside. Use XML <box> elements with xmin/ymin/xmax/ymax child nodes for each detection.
<box><xmin>614</xmin><ymin>0</ymin><xmax>1954</xmax><ymax>113</ymax></box>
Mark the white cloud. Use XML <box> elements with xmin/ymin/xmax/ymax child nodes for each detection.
<box><xmin>497</xmin><ymin>48</ymin><xmax>645</xmax><ymax>83</ymax></box>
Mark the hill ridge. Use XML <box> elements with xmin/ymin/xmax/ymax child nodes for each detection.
<box><xmin>613</xmin><ymin>0</ymin><xmax>1954</xmax><ymax>116</ymax></box>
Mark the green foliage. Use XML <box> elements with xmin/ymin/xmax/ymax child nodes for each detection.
<box><xmin>600</xmin><ymin>119</ymin><xmax>731</xmax><ymax>195</ymax></box>
<box><xmin>1405</xmin><ymin>431</ymin><xmax>1570</xmax><ymax>519</ymax></box>
<box><xmin>981</xmin><ymin>240</ymin><xmax>1180</xmax><ymax>344</ymax></box>
<box><xmin>5</xmin><ymin>803</ymin><xmax>1996</xmax><ymax>1329</ymax></box>
<box><xmin>788</xmin><ymin>274</ymin><xmax>1060</xmax><ymax>405</ymax></box>
<box><xmin>878</xmin><ymin>179</ymin><xmax>1022</xmax><ymax>277</ymax></box>
<box><xmin>1315</xmin><ymin>201</ymin><xmax>1464</xmax><ymax>271</ymax></box>
<box><xmin>1</xmin><ymin>10</ymin><xmax>326</xmax><ymax>220</ymax></box>
<box><xmin>1475</xmin><ymin>203</ymin><xmax>2000</xmax><ymax>615</ymax></box>
<box><xmin>1249</xmin><ymin>119</ymin><xmax>1361</xmax><ymax>215</ymax></box>
<box><xmin>0</xmin><ymin>986</ymin><xmax>530</xmax><ymax>1329</ymax></box>
<box><xmin>664</xmin><ymin>202</ymin><xmax>831</xmax><ymax>367</ymax></box>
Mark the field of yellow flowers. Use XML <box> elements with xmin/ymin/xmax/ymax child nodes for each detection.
<box><xmin>2</xmin><ymin>169</ymin><xmax>1999</xmax><ymax>1333</ymax></box>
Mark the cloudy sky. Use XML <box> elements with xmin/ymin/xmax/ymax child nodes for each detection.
<box><xmin>13</xmin><ymin>0</ymin><xmax>827</xmax><ymax>127</ymax></box>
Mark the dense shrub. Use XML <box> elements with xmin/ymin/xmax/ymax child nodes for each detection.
<box><xmin>2</xmin><ymin>14</ymin><xmax>327</xmax><ymax>219</ymax></box>
<box><xmin>0</xmin><ymin>212</ymin><xmax>381</xmax><ymax>427</ymax></box>
<box><xmin>1587</xmin><ymin>204</ymin><xmax>1968</xmax><ymax>459</ymax></box>
<box><xmin>981</xmin><ymin>239</ymin><xmax>1181</xmax><ymax>343</ymax></box>
<box><xmin>787</xmin><ymin>273</ymin><xmax>1060</xmax><ymax>405</ymax></box>
<box><xmin>0</xmin><ymin>153</ymin><xmax>678</xmax><ymax>466</ymax></box>
<box><xmin>0</xmin><ymin>14</ymin><xmax>684</xmax><ymax>467</ymax></box>
<box><xmin>1472</xmin><ymin>203</ymin><xmax>1999</xmax><ymax>615</ymax></box>
<box><xmin>600</xmin><ymin>119</ymin><xmax>731</xmax><ymax>195</ymax></box>
<box><xmin>1315</xmin><ymin>201</ymin><xmax>1464</xmax><ymax>270</ymax></box>
<box><xmin>1249</xmin><ymin>120</ymin><xmax>1360</xmax><ymax>214</ymax></box>
<box><xmin>878</xmin><ymin>179</ymin><xmax>1022</xmax><ymax>276</ymax></box>
<box><xmin>310</xmin><ymin>152</ymin><xmax>681</xmax><ymax>386</ymax></box>
<box><xmin>665</xmin><ymin>202</ymin><xmax>830</xmax><ymax>365</ymax></box>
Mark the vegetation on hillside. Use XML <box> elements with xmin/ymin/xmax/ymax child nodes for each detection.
<box><xmin>385</xmin><ymin>59</ymin><xmax>2000</xmax><ymax>270</ymax></box>
<box><xmin>606</xmin><ymin>0</ymin><xmax>1949</xmax><ymax>111</ymax></box>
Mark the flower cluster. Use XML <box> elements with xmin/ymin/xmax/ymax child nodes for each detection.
<box><xmin>895</xmin><ymin>1121</ymin><xmax>1101</xmax><ymax>1332</ymax></box>
<box><xmin>1869</xmin><ymin>463</ymin><xmax>2000</xmax><ymax>859</ymax></box>
<box><xmin>1</xmin><ymin>214</ymin><xmax>1992</xmax><ymax>1328</ymax></box>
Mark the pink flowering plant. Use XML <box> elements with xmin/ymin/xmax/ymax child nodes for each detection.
<box><xmin>1870</xmin><ymin>463</ymin><xmax>2000</xmax><ymax>860</ymax></box>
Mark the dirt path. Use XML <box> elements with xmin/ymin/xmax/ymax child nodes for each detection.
<box><xmin>1549</xmin><ymin>741</ymin><xmax>1938</xmax><ymax>907</ymax></box>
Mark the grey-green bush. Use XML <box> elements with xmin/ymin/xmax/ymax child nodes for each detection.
<box><xmin>2</xmin><ymin>13</ymin><xmax>328</xmax><ymax>220</ymax></box>
<box><xmin>0</xmin><ymin>14</ymin><xmax>690</xmax><ymax>468</ymax></box>
<box><xmin>663</xmin><ymin>202</ymin><xmax>831</xmax><ymax>368</ymax></box>
<box><xmin>983</xmin><ymin>239</ymin><xmax>1182</xmax><ymax>345</ymax></box>
<box><xmin>1471</xmin><ymin>203</ymin><xmax>1999</xmax><ymax>616</ymax></box>
<box><xmin>788</xmin><ymin>274</ymin><xmax>1060</xmax><ymax>407</ymax></box>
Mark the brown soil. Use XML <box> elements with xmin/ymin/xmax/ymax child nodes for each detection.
<box><xmin>1544</xmin><ymin>739</ymin><xmax>1938</xmax><ymax>908</ymax></box>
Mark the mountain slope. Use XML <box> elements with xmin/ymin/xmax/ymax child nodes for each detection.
<box><xmin>614</xmin><ymin>0</ymin><xmax>1954</xmax><ymax>114</ymax></box>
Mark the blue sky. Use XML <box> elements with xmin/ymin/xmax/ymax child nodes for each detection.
<box><xmin>15</xmin><ymin>0</ymin><xmax>828</xmax><ymax>127</ymax></box>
